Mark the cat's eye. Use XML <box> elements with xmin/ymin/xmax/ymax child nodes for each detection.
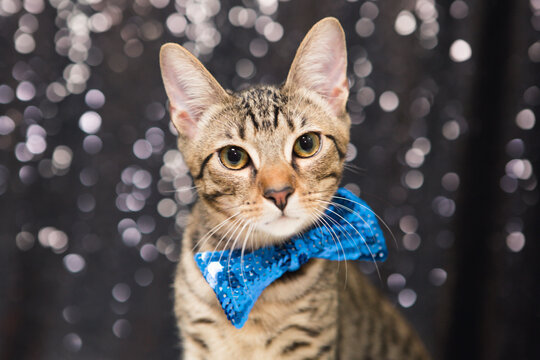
<box><xmin>219</xmin><ymin>146</ymin><xmax>250</xmax><ymax>170</ymax></box>
<box><xmin>293</xmin><ymin>132</ymin><xmax>321</xmax><ymax>158</ymax></box>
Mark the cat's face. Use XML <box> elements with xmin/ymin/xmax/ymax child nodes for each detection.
<box><xmin>160</xmin><ymin>18</ymin><xmax>350</xmax><ymax>246</ymax></box>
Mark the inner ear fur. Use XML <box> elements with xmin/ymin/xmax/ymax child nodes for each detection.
<box><xmin>159</xmin><ymin>43</ymin><xmax>230</xmax><ymax>139</ymax></box>
<box><xmin>285</xmin><ymin>17</ymin><xmax>349</xmax><ymax>117</ymax></box>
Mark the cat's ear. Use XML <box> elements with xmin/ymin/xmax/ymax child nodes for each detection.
<box><xmin>285</xmin><ymin>17</ymin><xmax>349</xmax><ymax>117</ymax></box>
<box><xmin>160</xmin><ymin>44</ymin><xmax>229</xmax><ymax>139</ymax></box>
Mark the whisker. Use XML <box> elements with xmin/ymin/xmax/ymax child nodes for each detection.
<box><xmin>316</xmin><ymin>199</ymin><xmax>376</xmax><ymax>238</ymax></box>
<box><xmin>192</xmin><ymin>212</ymin><xmax>241</xmax><ymax>252</ymax></box>
<box><xmin>312</xmin><ymin>207</ymin><xmax>348</xmax><ymax>260</ymax></box>
<box><xmin>315</xmin><ymin>201</ymin><xmax>382</xmax><ymax>281</ymax></box>
<box><xmin>342</xmin><ymin>164</ymin><xmax>365</xmax><ymax>175</ymax></box>
<box><xmin>239</xmin><ymin>222</ymin><xmax>255</xmax><ymax>296</ymax></box>
<box><xmin>343</xmin><ymin>163</ymin><xmax>365</xmax><ymax>171</ymax></box>
<box><xmin>221</xmin><ymin>218</ymin><xmax>248</xmax><ymax>316</ymax></box>
<box><xmin>217</xmin><ymin>218</ymin><xmax>246</xmax><ymax>263</ymax></box>
<box><xmin>311</xmin><ymin>207</ymin><xmax>347</xmax><ymax>279</ymax></box>
<box><xmin>162</xmin><ymin>185</ymin><xmax>201</xmax><ymax>194</ymax></box>
<box><xmin>206</xmin><ymin>217</ymin><xmax>243</xmax><ymax>263</ymax></box>
<box><xmin>307</xmin><ymin>211</ymin><xmax>348</xmax><ymax>288</ymax></box>
<box><xmin>224</xmin><ymin>219</ymin><xmax>250</xmax><ymax>299</ymax></box>
<box><xmin>330</xmin><ymin>195</ymin><xmax>399</xmax><ymax>250</ymax></box>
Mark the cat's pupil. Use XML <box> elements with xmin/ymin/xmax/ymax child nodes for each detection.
<box><xmin>227</xmin><ymin>147</ymin><xmax>242</xmax><ymax>164</ymax></box>
<box><xmin>299</xmin><ymin>135</ymin><xmax>314</xmax><ymax>151</ymax></box>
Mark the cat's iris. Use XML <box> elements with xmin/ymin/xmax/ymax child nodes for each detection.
<box><xmin>293</xmin><ymin>132</ymin><xmax>320</xmax><ymax>158</ymax></box>
<box><xmin>219</xmin><ymin>146</ymin><xmax>249</xmax><ymax>170</ymax></box>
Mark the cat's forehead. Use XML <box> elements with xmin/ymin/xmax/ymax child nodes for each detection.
<box><xmin>224</xmin><ymin>85</ymin><xmax>295</xmax><ymax>139</ymax></box>
<box><xmin>237</xmin><ymin>85</ymin><xmax>283</xmax><ymax>104</ymax></box>
<box><xmin>236</xmin><ymin>85</ymin><xmax>288</xmax><ymax>130</ymax></box>
<box><xmin>215</xmin><ymin>85</ymin><xmax>328</xmax><ymax>143</ymax></box>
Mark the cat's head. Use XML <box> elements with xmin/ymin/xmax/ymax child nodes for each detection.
<box><xmin>160</xmin><ymin>18</ymin><xmax>350</xmax><ymax>247</ymax></box>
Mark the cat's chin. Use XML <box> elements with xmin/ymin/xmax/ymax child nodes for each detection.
<box><xmin>255</xmin><ymin>215</ymin><xmax>310</xmax><ymax>242</ymax></box>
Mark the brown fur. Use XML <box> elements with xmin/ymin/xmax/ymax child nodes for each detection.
<box><xmin>160</xmin><ymin>17</ymin><xmax>430</xmax><ymax>360</ymax></box>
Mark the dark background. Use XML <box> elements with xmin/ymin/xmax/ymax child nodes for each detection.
<box><xmin>1</xmin><ymin>0</ymin><xmax>539</xmax><ymax>359</ymax></box>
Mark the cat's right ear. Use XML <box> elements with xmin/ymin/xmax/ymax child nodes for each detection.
<box><xmin>159</xmin><ymin>44</ymin><xmax>229</xmax><ymax>139</ymax></box>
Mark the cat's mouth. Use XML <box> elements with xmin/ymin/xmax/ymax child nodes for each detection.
<box><xmin>255</xmin><ymin>213</ymin><xmax>307</xmax><ymax>240</ymax></box>
<box><xmin>264</xmin><ymin>215</ymin><xmax>299</xmax><ymax>225</ymax></box>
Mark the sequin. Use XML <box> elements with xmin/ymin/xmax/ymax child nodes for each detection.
<box><xmin>194</xmin><ymin>187</ymin><xmax>387</xmax><ymax>328</ymax></box>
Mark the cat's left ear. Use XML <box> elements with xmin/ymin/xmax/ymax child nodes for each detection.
<box><xmin>285</xmin><ymin>17</ymin><xmax>349</xmax><ymax>117</ymax></box>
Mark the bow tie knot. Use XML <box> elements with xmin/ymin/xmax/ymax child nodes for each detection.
<box><xmin>194</xmin><ymin>188</ymin><xmax>387</xmax><ymax>328</ymax></box>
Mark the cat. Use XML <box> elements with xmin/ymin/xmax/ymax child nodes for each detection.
<box><xmin>159</xmin><ymin>17</ymin><xmax>430</xmax><ymax>360</ymax></box>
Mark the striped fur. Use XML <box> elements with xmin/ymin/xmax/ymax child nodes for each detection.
<box><xmin>160</xmin><ymin>17</ymin><xmax>430</xmax><ymax>360</ymax></box>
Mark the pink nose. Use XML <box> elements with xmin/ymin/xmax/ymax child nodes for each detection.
<box><xmin>264</xmin><ymin>186</ymin><xmax>294</xmax><ymax>211</ymax></box>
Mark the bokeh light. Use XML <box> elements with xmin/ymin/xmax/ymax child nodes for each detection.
<box><xmin>1</xmin><ymin>1</ymin><xmax>538</xmax><ymax>359</ymax></box>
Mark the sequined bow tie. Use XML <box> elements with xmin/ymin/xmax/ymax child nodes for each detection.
<box><xmin>194</xmin><ymin>187</ymin><xmax>387</xmax><ymax>328</ymax></box>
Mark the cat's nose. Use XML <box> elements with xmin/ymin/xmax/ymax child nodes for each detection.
<box><xmin>264</xmin><ymin>186</ymin><xmax>294</xmax><ymax>211</ymax></box>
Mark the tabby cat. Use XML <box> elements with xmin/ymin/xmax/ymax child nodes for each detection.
<box><xmin>159</xmin><ymin>17</ymin><xmax>430</xmax><ymax>360</ymax></box>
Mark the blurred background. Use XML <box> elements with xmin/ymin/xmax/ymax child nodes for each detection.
<box><xmin>1</xmin><ymin>0</ymin><xmax>539</xmax><ymax>359</ymax></box>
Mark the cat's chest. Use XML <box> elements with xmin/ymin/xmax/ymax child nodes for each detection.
<box><xmin>195</xmin><ymin>292</ymin><xmax>339</xmax><ymax>360</ymax></box>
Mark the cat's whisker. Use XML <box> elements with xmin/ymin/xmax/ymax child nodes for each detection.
<box><xmin>192</xmin><ymin>211</ymin><xmax>241</xmax><ymax>252</ymax></box>
<box><xmin>213</xmin><ymin>217</ymin><xmax>246</xmax><ymax>311</ymax></box>
<box><xmin>343</xmin><ymin>163</ymin><xmax>365</xmax><ymax>172</ymax></box>
<box><xmin>217</xmin><ymin>217</ymin><xmax>246</xmax><ymax>264</ymax></box>
<box><xmin>315</xmin><ymin>203</ymin><xmax>361</xmax><ymax>252</ymax></box>
<box><xmin>162</xmin><ymin>185</ymin><xmax>201</xmax><ymax>194</ymax></box>
<box><xmin>221</xmin><ymin>218</ymin><xmax>252</xmax><ymax>312</ymax></box>
<box><xmin>176</xmin><ymin>185</ymin><xmax>200</xmax><ymax>193</ymax></box>
<box><xmin>315</xmin><ymin>201</ymin><xmax>382</xmax><ymax>282</ymax></box>
<box><xmin>330</xmin><ymin>195</ymin><xmax>399</xmax><ymax>250</ymax></box>
<box><xmin>312</xmin><ymin>204</ymin><xmax>360</xmax><ymax>286</ymax></box>
<box><xmin>316</xmin><ymin>199</ymin><xmax>376</xmax><ymax>238</ymax></box>
<box><xmin>225</xmin><ymin>219</ymin><xmax>250</xmax><ymax>287</ymax></box>
<box><xmin>306</xmin><ymin>211</ymin><xmax>349</xmax><ymax>289</ymax></box>
<box><xmin>239</xmin><ymin>222</ymin><xmax>255</xmax><ymax>292</ymax></box>
<box><xmin>343</xmin><ymin>164</ymin><xmax>365</xmax><ymax>175</ymax></box>
<box><xmin>314</xmin><ymin>212</ymin><xmax>351</xmax><ymax>290</ymax></box>
<box><xmin>312</xmin><ymin>207</ymin><xmax>347</xmax><ymax>261</ymax></box>
<box><xmin>311</xmin><ymin>207</ymin><xmax>347</xmax><ymax>279</ymax></box>
<box><xmin>207</xmin><ymin>217</ymin><xmax>243</xmax><ymax>263</ymax></box>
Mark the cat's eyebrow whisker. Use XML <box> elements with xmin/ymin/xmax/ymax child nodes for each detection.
<box><xmin>330</xmin><ymin>195</ymin><xmax>399</xmax><ymax>250</ymax></box>
<box><xmin>315</xmin><ymin>201</ymin><xmax>382</xmax><ymax>282</ymax></box>
<box><xmin>192</xmin><ymin>211</ymin><xmax>241</xmax><ymax>252</ymax></box>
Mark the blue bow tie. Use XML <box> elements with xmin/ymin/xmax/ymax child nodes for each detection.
<box><xmin>194</xmin><ymin>188</ymin><xmax>387</xmax><ymax>328</ymax></box>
